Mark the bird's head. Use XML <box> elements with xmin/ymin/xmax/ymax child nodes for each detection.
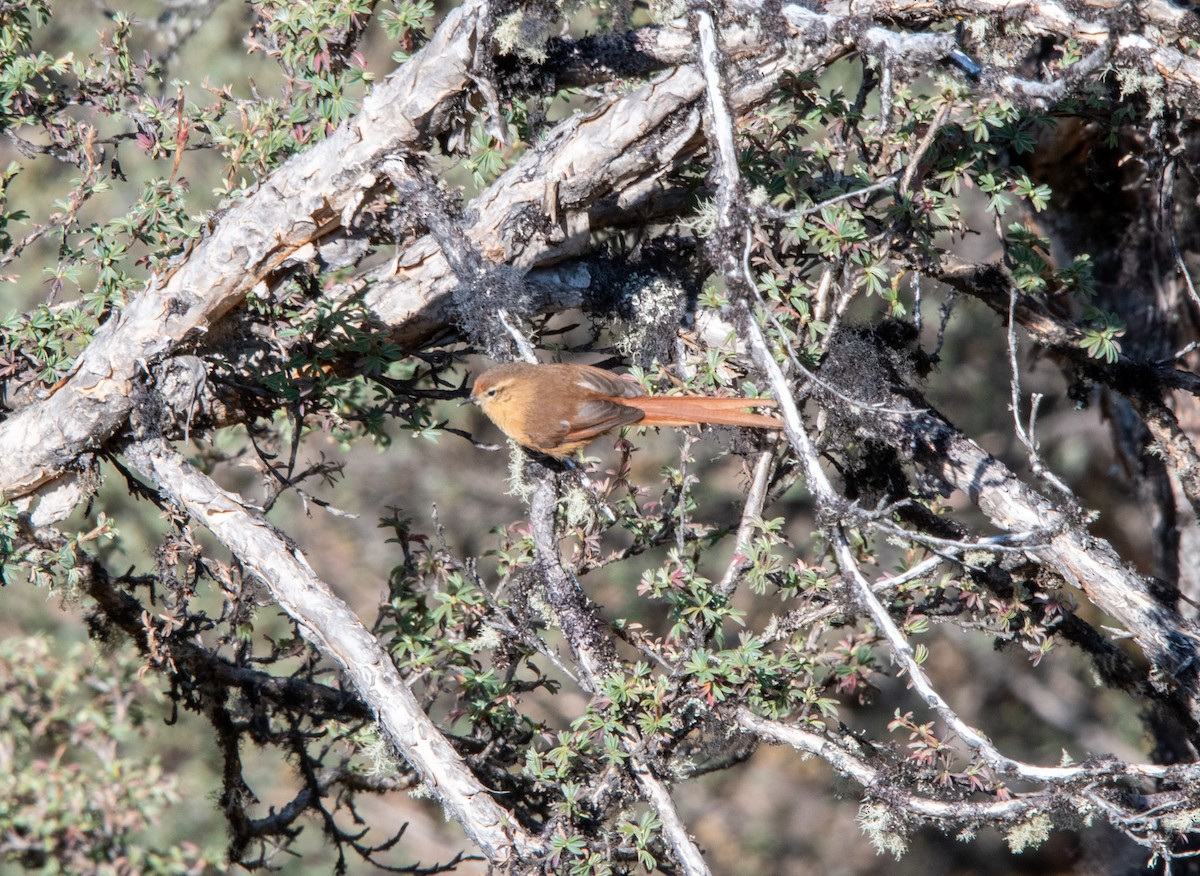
<box><xmin>469</xmin><ymin>364</ymin><xmax>527</xmax><ymax>417</ymax></box>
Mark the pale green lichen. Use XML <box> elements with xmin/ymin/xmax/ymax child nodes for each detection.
<box><xmin>357</xmin><ymin>728</ymin><xmax>402</xmax><ymax>778</ymax></box>
<box><xmin>685</xmin><ymin>198</ymin><xmax>719</xmax><ymax>238</ymax></box>
<box><xmin>507</xmin><ymin>443</ymin><xmax>536</xmax><ymax>501</ymax></box>
<box><xmin>526</xmin><ymin>588</ymin><xmax>552</xmax><ymax>623</ymax></box>
<box><xmin>493</xmin><ymin>9</ymin><xmax>555</xmax><ymax>64</ymax></box>
<box><xmin>561</xmin><ymin>483</ymin><xmax>596</xmax><ymax>530</ymax></box>
<box><xmin>962</xmin><ymin>549</ymin><xmax>996</xmax><ymax>568</ymax></box>
<box><xmin>857</xmin><ymin>802</ymin><xmax>908</xmax><ymax>859</ymax></box>
<box><xmin>1162</xmin><ymin>808</ymin><xmax>1200</xmax><ymax>834</ymax></box>
<box><xmin>1005</xmin><ymin>812</ymin><xmax>1052</xmax><ymax>853</ymax></box>
<box><xmin>467</xmin><ymin>626</ymin><xmax>502</xmax><ymax>652</ymax></box>
<box><xmin>649</xmin><ymin>0</ymin><xmax>687</xmax><ymax>23</ymax></box>
<box><xmin>615</xmin><ymin>272</ymin><xmax>687</xmax><ymax>362</ymax></box>
<box><xmin>1115</xmin><ymin>64</ymin><xmax>1164</xmax><ymax>119</ymax></box>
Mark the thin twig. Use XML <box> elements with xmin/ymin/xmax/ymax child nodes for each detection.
<box><xmin>715</xmin><ymin>449</ymin><xmax>775</xmax><ymax>599</ymax></box>
<box><xmin>1006</xmin><ymin>282</ymin><xmax>1077</xmax><ymax>500</ymax></box>
<box><xmin>759</xmin><ymin>177</ymin><xmax>899</xmax><ymax>222</ymax></box>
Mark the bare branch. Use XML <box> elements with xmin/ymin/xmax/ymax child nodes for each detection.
<box><xmin>737</xmin><ymin>707</ymin><xmax>1200</xmax><ymax>830</ymax></box>
<box><xmin>0</xmin><ymin>0</ymin><xmax>490</xmax><ymax>497</ymax></box>
<box><xmin>527</xmin><ymin>468</ymin><xmax>618</xmax><ymax>688</ymax></box>
<box><xmin>937</xmin><ymin>256</ymin><xmax>1200</xmax><ymax>515</ymax></box>
<box><xmin>836</xmin><ymin>364</ymin><xmax>1200</xmax><ymax>713</ymax></box>
<box><xmin>120</xmin><ymin>435</ymin><xmax>542</xmax><ymax>865</ymax></box>
<box><xmin>715</xmin><ymin>449</ymin><xmax>774</xmax><ymax>599</ymax></box>
<box><xmin>631</xmin><ymin>759</ymin><xmax>712</xmax><ymax>876</ymax></box>
<box><xmin>1</xmin><ymin>1</ymin><xmax>1016</xmax><ymax>505</ymax></box>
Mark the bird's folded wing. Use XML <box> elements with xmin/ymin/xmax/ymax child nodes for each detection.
<box><xmin>562</xmin><ymin>399</ymin><xmax>647</xmax><ymax>443</ymax></box>
<box><xmin>570</xmin><ymin>365</ymin><xmax>646</xmax><ymax>399</ymax></box>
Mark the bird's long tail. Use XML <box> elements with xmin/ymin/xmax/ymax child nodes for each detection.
<box><xmin>621</xmin><ymin>396</ymin><xmax>780</xmax><ymax>430</ymax></box>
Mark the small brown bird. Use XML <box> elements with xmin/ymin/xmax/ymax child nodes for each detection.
<box><xmin>470</xmin><ymin>362</ymin><xmax>780</xmax><ymax>459</ymax></box>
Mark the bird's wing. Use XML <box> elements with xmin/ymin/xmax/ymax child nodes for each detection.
<box><xmin>570</xmin><ymin>365</ymin><xmax>646</xmax><ymax>399</ymax></box>
<box><xmin>522</xmin><ymin>417</ymin><xmax>573</xmax><ymax>452</ymax></box>
<box><xmin>562</xmin><ymin>399</ymin><xmax>646</xmax><ymax>443</ymax></box>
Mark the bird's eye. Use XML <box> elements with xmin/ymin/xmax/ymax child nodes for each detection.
<box><xmin>486</xmin><ymin>388</ymin><xmax>497</xmax><ymax>397</ymax></box>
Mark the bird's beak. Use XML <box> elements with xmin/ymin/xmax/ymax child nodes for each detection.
<box><xmin>460</xmin><ymin>395</ymin><xmax>478</xmax><ymax>407</ymax></box>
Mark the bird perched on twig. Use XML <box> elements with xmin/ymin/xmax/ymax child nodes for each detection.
<box><xmin>469</xmin><ymin>362</ymin><xmax>780</xmax><ymax>459</ymax></box>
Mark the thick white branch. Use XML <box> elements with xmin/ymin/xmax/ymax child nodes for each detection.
<box><xmin>3</xmin><ymin>1</ymin><xmax>995</xmax><ymax>503</ymax></box>
<box><xmin>121</xmin><ymin>435</ymin><xmax>541</xmax><ymax>864</ymax></box>
<box><xmin>0</xmin><ymin>0</ymin><xmax>489</xmax><ymax>497</ymax></box>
